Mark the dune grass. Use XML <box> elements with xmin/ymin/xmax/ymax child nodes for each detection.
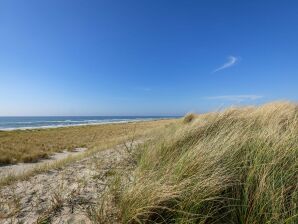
<box><xmin>182</xmin><ymin>113</ymin><xmax>197</xmax><ymax>124</ymax></box>
<box><xmin>119</xmin><ymin>102</ymin><xmax>298</xmax><ymax>223</ymax></box>
<box><xmin>0</xmin><ymin>120</ymin><xmax>173</xmax><ymax>165</ymax></box>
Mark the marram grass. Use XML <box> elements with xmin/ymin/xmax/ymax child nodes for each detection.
<box><xmin>120</xmin><ymin>102</ymin><xmax>298</xmax><ymax>224</ymax></box>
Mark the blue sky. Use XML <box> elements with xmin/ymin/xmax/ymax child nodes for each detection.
<box><xmin>1</xmin><ymin>0</ymin><xmax>298</xmax><ymax>116</ymax></box>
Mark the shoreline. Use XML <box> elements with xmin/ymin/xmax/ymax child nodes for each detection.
<box><xmin>0</xmin><ymin>117</ymin><xmax>176</xmax><ymax>132</ymax></box>
<box><xmin>0</xmin><ymin>119</ymin><xmax>176</xmax><ymax>166</ymax></box>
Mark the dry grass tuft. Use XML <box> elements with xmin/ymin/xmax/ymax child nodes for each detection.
<box><xmin>182</xmin><ymin>113</ymin><xmax>196</xmax><ymax>124</ymax></box>
<box><xmin>120</xmin><ymin>101</ymin><xmax>298</xmax><ymax>224</ymax></box>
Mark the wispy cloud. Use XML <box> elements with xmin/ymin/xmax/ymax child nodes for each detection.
<box><xmin>213</xmin><ymin>56</ymin><xmax>238</xmax><ymax>73</ymax></box>
<box><xmin>204</xmin><ymin>95</ymin><xmax>263</xmax><ymax>102</ymax></box>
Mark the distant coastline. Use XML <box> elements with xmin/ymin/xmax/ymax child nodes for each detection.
<box><xmin>0</xmin><ymin>116</ymin><xmax>180</xmax><ymax>131</ymax></box>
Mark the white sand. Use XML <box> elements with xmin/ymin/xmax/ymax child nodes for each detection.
<box><xmin>0</xmin><ymin>148</ymin><xmax>87</xmax><ymax>177</ymax></box>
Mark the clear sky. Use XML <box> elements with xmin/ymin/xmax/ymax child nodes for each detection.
<box><xmin>1</xmin><ymin>0</ymin><xmax>298</xmax><ymax>116</ymax></box>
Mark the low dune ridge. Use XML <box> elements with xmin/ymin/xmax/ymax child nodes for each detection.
<box><xmin>0</xmin><ymin>120</ymin><xmax>173</xmax><ymax>166</ymax></box>
<box><xmin>119</xmin><ymin>102</ymin><xmax>298</xmax><ymax>223</ymax></box>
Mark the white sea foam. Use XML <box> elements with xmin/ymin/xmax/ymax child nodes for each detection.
<box><xmin>0</xmin><ymin>118</ymin><xmax>159</xmax><ymax>131</ymax></box>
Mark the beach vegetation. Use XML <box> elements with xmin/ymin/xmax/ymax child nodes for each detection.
<box><xmin>118</xmin><ymin>102</ymin><xmax>298</xmax><ymax>223</ymax></box>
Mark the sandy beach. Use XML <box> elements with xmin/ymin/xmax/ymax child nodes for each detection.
<box><xmin>0</xmin><ymin>142</ymin><xmax>138</xmax><ymax>223</ymax></box>
<box><xmin>0</xmin><ymin>119</ymin><xmax>174</xmax><ymax>223</ymax></box>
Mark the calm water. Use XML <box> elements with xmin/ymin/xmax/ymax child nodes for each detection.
<box><xmin>0</xmin><ymin>116</ymin><xmax>177</xmax><ymax>131</ymax></box>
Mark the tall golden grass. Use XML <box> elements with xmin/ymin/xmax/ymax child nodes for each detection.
<box><xmin>120</xmin><ymin>102</ymin><xmax>298</xmax><ymax>223</ymax></box>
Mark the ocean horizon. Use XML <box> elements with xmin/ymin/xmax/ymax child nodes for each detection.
<box><xmin>0</xmin><ymin>116</ymin><xmax>179</xmax><ymax>131</ymax></box>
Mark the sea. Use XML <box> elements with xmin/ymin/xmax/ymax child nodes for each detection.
<box><xmin>0</xmin><ymin>116</ymin><xmax>178</xmax><ymax>131</ymax></box>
